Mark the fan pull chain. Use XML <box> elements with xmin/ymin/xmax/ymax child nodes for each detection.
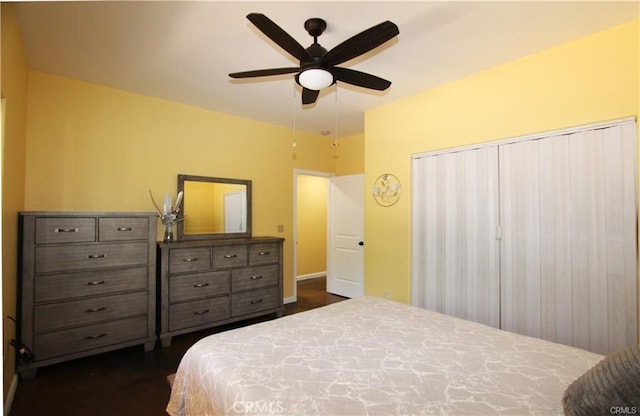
<box><xmin>292</xmin><ymin>83</ymin><xmax>297</xmax><ymax>160</ymax></box>
<box><xmin>333</xmin><ymin>86</ymin><xmax>339</xmax><ymax>159</ymax></box>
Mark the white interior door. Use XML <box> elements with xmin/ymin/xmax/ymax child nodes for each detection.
<box><xmin>328</xmin><ymin>174</ymin><xmax>364</xmax><ymax>298</ymax></box>
<box><xmin>224</xmin><ymin>190</ymin><xmax>246</xmax><ymax>232</ymax></box>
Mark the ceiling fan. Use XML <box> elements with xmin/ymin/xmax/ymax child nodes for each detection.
<box><xmin>229</xmin><ymin>13</ymin><xmax>399</xmax><ymax>105</ymax></box>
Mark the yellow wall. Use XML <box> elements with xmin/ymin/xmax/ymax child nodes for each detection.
<box><xmin>296</xmin><ymin>175</ymin><xmax>328</xmax><ymax>278</ymax></box>
<box><xmin>1</xmin><ymin>3</ymin><xmax>28</xmax><ymax>399</ymax></box>
<box><xmin>335</xmin><ymin>132</ymin><xmax>364</xmax><ymax>175</ymax></box>
<box><xmin>23</xmin><ymin>71</ymin><xmax>338</xmax><ymax>300</ymax></box>
<box><xmin>364</xmin><ymin>20</ymin><xmax>640</xmax><ymax>304</ymax></box>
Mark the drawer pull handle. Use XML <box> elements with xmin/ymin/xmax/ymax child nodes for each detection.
<box><xmin>55</xmin><ymin>227</ymin><xmax>79</xmax><ymax>233</ymax></box>
<box><xmin>250</xmin><ymin>275</ymin><xmax>263</xmax><ymax>280</ymax></box>
<box><xmin>223</xmin><ymin>254</ymin><xmax>238</xmax><ymax>259</ymax></box>
<box><xmin>183</xmin><ymin>258</ymin><xmax>199</xmax><ymax>262</ymax></box>
<box><xmin>117</xmin><ymin>227</ymin><xmax>134</xmax><ymax>231</ymax></box>
<box><xmin>85</xmin><ymin>306</ymin><xmax>107</xmax><ymax>313</ymax></box>
<box><xmin>258</xmin><ymin>251</ymin><xmax>270</xmax><ymax>256</ymax></box>
<box><xmin>87</xmin><ymin>280</ymin><xmax>106</xmax><ymax>286</ymax></box>
<box><xmin>250</xmin><ymin>298</ymin><xmax>263</xmax><ymax>305</ymax></box>
<box><xmin>84</xmin><ymin>333</ymin><xmax>107</xmax><ymax>340</ymax></box>
<box><xmin>87</xmin><ymin>254</ymin><xmax>107</xmax><ymax>259</ymax></box>
<box><xmin>193</xmin><ymin>309</ymin><xmax>210</xmax><ymax>315</ymax></box>
<box><xmin>193</xmin><ymin>282</ymin><xmax>210</xmax><ymax>288</ymax></box>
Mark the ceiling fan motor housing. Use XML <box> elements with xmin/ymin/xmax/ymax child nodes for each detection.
<box><xmin>302</xmin><ymin>44</ymin><xmax>329</xmax><ymax>68</ymax></box>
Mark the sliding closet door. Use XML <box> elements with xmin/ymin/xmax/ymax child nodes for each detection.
<box><xmin>412</xmin><ymin>147</ymin><xmax>500</xmax><ymax>328</ymax></box>
<box><xmin>500</xmin><ymin>123</ymin><xmax>637</xmax><ymax>354</ymax></box>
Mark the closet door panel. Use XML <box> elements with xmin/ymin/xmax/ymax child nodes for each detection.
<box><xmin>500</xmin><ymin>139</ymin><xmax>544</xmax><ymax>338</ymax></box>
<box><xmin>539</xmin><ymin>136</ymin><xmax>573</xmax><ymax>346</ymax></box>
<box><xmin>412</xmin><ymin>157</ymin><xmax>436</xmax><ymax>309</ymax></box>
<box><xmin>603</xmin><ymin>123</ymin><xmax>638</xmax><ymax>350</ymax></box>
<box><xmin>412</xmin><ymin>147</ymin><xmax>500</xmax><ymax>328</ymax></box>
<box><xmin>500</xmin><ymin>124</ymin><xmax>637</xmax><ymax>354</ymax></box>
<box><xmin>568</xmin><ymin>130</ymin><xmax>605</xmax><ymax>352</ymax></box>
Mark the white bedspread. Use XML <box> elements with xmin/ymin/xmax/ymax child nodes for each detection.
<box><xmin>167</xmin><ymin>296</ymin><xmax>602</xmax><ymax>416</ymax></box>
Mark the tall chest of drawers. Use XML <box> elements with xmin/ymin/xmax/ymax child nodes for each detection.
<box><xmin>18</xmin><ymin>212</ymin><xmax>157</xmax><ymax>378</ymax></box>
<box><xmin>158</xmin><ymin>237</ymin><xmax>284</xmax><ymax>346</ymax></box>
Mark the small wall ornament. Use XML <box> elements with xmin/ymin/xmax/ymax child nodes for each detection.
<box><xmin>373</xmin><ymin>173</ymin><xmax>402</xmax><ymax>207</ymax></box>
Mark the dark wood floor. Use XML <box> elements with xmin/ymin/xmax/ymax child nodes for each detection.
<box><xmin>9</xmin><ymin>277</ymin><xmax>345</xmax><ymax>416</ymax></box>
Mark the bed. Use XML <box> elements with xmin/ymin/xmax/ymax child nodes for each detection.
<box><xmin>166</xmin><ymin>296</ymin><xmax>614</xmax><ymax>415</ymax></box>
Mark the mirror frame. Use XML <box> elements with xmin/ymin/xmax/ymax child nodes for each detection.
<box><xmin>176</xmin><ymin>174</ymin><xmax>252</xmax><ymax>241</ymax></box>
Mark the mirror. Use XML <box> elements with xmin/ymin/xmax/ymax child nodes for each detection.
<box><xmin>176</xmin><ymin>174</ymin><xmax>252</xmax><ymax>240</ymax></box>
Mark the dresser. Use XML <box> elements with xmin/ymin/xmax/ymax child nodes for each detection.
<box><xmin>158</xmin><ymin>237</ymin><xmax>284</xmax><ymax>346</ymax></box>
<box><xmin>17</xmin><ymin>212</ymin><xmax>157</xmax><ymax>378</ymax></box>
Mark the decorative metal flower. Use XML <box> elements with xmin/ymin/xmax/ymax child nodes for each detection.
<box><xmin>149</xmin><ymin>190</ymin><xmax>184</xmax><ymax>242</ymax></box>
<box><xmin>373</xmin><ymin>173</ymin><xmax>402</xmax><ymax>207</ymax></box>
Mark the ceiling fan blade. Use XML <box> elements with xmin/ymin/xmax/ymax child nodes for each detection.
<box><xmin>247</xmin><ymin>13</ymin><xmax>311</xmax><ymax>62</ymax></box>
<box><xmin>322</xmin><ymin>21</ymin><xmax>399</xmax><ymax>66</ymax></box>
<box><xmin>302</xmin><ymin>88</ymin><xmax>320</xmax><ymax>105</ymax></box>
<box><xmin>229</xmin><ymin>67</ymin><xmax>300</xmax><ymax>79</ymax></box>
<box><xmin>332</xmin><ymin>67</ymin><xmax>391</xmax><ymax>91</ymax></box>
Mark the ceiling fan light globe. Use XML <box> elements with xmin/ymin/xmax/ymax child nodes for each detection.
<box><xmin>298</xmin><ymin>69</ymin><xmax>333</xmax><ymax>90</ymax></box>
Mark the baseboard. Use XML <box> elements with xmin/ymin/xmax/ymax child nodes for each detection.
<box><xmin>296</xmin><ymin>272</ymin><xmax>326</xmax><ymax>282</ymax></box>
<box><xmin>283</xmin><ymin>296</ymin><xmax>296</xmax><ymax>304</ymax></box>
<box><xmin>4</xmin><ymin>374</ymin><xmax>18</xmax><ymax>416</ymax></box>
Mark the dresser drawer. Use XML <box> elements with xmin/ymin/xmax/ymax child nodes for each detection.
<box><xmin>99</xmin><ymin>217</ymin><xmax>150</xmax><ymax>241</ymax></box>
<box><xmin>231</xmin><ymin>287</ymin><xmax>279</xmax><ymax>317</ymax></box>
<box><xmin>34</xmin><ymin>291</ymin><xmax>147</xmax><ymax>332</ymax></box>
<box><xmin>169</xmin><ymin>247</ymin><xmax>211</xmax><ymax>274</ymax></box>
<box><xmin>249</xmin><ymin>243</ymin><xmax>279</xmax><ymax>265</ymax></box>
<box><xmin>35</xmin><ymin>217</ymin><xmax>96</xmax><ymax>244</ymax></box>
<box><xmin>169</xmin><ymin>271</ymin><xmax>230</xmax><ymax>303</ymax></box>
<box><xmin>169</xmin><ymin>296</ymin><xmax>230</xmax><ymax>331</ymax></box>
<box><xmin>35</xmin><ymin>242</ymin><xmax>148</xmax><ymax>274</ymax></box>
<box><xmin>231</xmin><ymin>265</ymin><xmax>279</xmax><ymax>292</ymax></box>
<box><xmin>35</xmin><ymin>267</ymin><xmax>148</xmax><ymax>303</ymax></box>
<box><xmin>34</xmin><ymin>316</ymin><xmax>148</xmax><ymax>360</ymax></box>
<box><xmin>212</xmin><ymin>245</ymin><xmax>247</xmax><ymax>268</ymax></box>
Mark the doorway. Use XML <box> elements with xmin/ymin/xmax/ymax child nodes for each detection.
<box><xmin>293</xmin><ymin>170</ymin><xmax>332</xmax><ymax>302</ymax></box>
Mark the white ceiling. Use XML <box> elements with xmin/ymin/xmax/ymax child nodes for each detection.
<box><xmin>13</xmin><ymin>1</ymin><xmax>639</xmax><ymax>138</ymax></box>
